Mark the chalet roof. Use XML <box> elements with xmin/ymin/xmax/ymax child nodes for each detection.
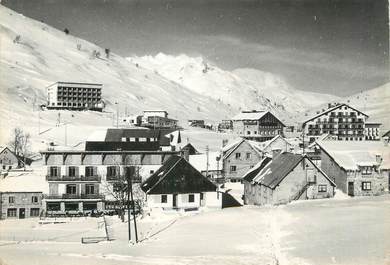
<box><xmin>232</xmin><ymin>111</ymin><xmax>268</xmax><ymax>121</ymax></box>
<box><xmin>222</xmin><ymin>139</ymin><xmax>262</xmax><ymax>160</ymax></box>
<box><xmin>303</xmin><ymin>103</ymin><xmax>369</xmax><ymax>125</ymax></box>
<box><xmin>105</xmin><ymin>128</ymin><xmax>161</xmax><ymax>141</ymax></box>
<box><xmin>316</xmin><ymin>141</ymin><xmax>390</xmax><ymax>170</ymax></box>
<box><xmin>249</xmin><ymin>152</ymin><xmax>335</xmax><ymax>189</ymax></box>
<box><xmin>0</xmin><ymin>147</ymin><xmax>32</xmax><ymax>166</ymax></box>
<box><xmin>250</xmin><ymin>135</ymin><xmax>292</xmax><ymax>152</ymax></box>
<box><xmin>242</xmin><ymin>156</ymin><xmax>272</xmax><ymax>182</ymax></box>
<box><xmin>141</xmin><ymin>155</ymin><xmax>216</xmax><ymax>194</ymax></box>
<box><xmin>189</xmin><ymin>152</ymin><xmax>222</xmax><ymax>172</ymax></box>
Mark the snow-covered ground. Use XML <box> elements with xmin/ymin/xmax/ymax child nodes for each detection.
<box><xmin>1</xmin><ymin>195</ymin><xmax>389</xmax><ymax>265</ymax></box>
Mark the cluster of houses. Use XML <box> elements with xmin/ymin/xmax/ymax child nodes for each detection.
<box><xmin>0</xmin><ymin>102</ymin><xmax>389</xmax><ymax>219</ymax></box>
<box><xmin>121</xmin><ymin>110</ymin><xmax>178</xmax><ymax>129</ymax></box>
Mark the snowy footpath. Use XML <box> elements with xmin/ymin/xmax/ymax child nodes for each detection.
<box><xmin>0</xmin><ymin>195</ymin><xmax>389</xmax><ymax>265</ymax></box>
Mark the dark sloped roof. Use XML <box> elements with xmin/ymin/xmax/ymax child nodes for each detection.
<box><xmin>255</xmin><ymin>153</ymin><xmax>304</xmax><ymax>189</ymax></box>
<box><xmin>242</xmin><ymin>156</ymin><xmax>272</xmax><ymax>182</ymax></box>
<box><xmin>105</xmin><ymin>129</ymin><xmax>160</xmax><ymax>141</ymax></box>
<box><xmin>141</xmin><ymin>155</ymin><xmax>217</xmax><ymax>194</ymax></box>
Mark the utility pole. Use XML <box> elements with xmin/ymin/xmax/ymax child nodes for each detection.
<box><xmin>206</xmin><ymin>145</ymin><xmax>209</xmax><ymax>178</ymax></box>
<box><xmin>38</xmin><ymin>108</ymin><xmax>41</xmax><ymax>135</ymax></box>
<box><xmin>65</xmin><ymin>123</ymin><xmax>67</xmax><ymax>146</ymax></box>
<box><xmin>129</xmin><ymin>167</ymin><xmax>138</xmax><ymax>243</ymax></box>
<box><xmin>115</xmin><ymin>102</ymin><xmax>119</xmax><ymax>128</ymax></box>
<box><xmin>127</xmin><ymin>170</ymin><xmax>132</xmax><ymax>243</ymax></box>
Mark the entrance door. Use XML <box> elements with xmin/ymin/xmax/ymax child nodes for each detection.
<box><xmin>348</xmin><ymin>182</ymin><xmax>354</xmax><ymax>196</ymax></box>
<box><xmin>172</xmin><ymin>194</ymin><xmax>178</xmax><ymax>208</ymax></box>
<box><xmin>19</xmin><ymin>208</ymin><xmax>25</xmax><ymax>219</ymax></box>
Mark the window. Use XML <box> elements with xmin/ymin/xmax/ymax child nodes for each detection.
<box><xmin>246</xmin><ymin>153</ymin><xmax>251</xmax><ymax>159</ymax></box>
<box><xmin>30</xmin><ymin>208</ymin><xmax>40</xmax><ymax>217</ymax></box>
<box><xmin>47</xmin><ymin>202</ymin><xmax>60</xmax><ymax>211</ymax></box>
<box><xmin>50</xmin><ymin>166</ymin><xmax>59</xmax><ymax>177</ymax></box>
<box><xmin>121</xmin><ymin>137</ymin><xmax>126</xmax><ymax>142</ymax></box>
<box><xmin>230</xmin><ymin>165</ymin><xmax>237</xmax><ymax>172</ymax></box>
<box><xmin>150</xmin><ymin>170</ymin><xmax>155</xmax><ymax>174</ymax></box>
<box><xmin>318</xmin><ymin>185</ymin><xmax>327</xmax><ymax>192</ymax></box>
<box><xmin>9</xmin><ymin>196</ymin><xmax>15</xmax><ymax>204</ymax></box>
<box><xmin>66</xmin><ymin>184</ymin><xmax>77</xmax><ymax>195</ymax></box>
<box><xmin>361</xmin><ymin>166</ymin><xmax>372</xmax><ymax>175</ymax></box>
<box><xmin>247</xmin><ymin>131</ymin><xmax>251</xmax><ymax>135</ymax></box>
<box><xmin>235</xmin><ymin>153</ymin><xmax>241</xmax><ymax>159</ymax></box>
<box><xmin>65</xmin><ymin>202</ymin><xmax>79</xmax><ymax>211</ymax></box>
<box><xmin>83</xmin><ymin>202</ymin><xmax>97</xmax><ymax>211</ymax></box>
<box><xmin>31</xmin><ymin>196</ymin><xmax>39</xmax><ymax>204</ymax></box>
<box><xmin>7</xmin><ymin>208</ymin><xmax>17</xmax><ymax>217</ymax></box>
<box><xmin>362</xmin><ymin>182</ymin><xmax>371</xmax><ymax>191</ymax></box>
<box><xmin>200</xmin><ymin>193</ymin><xmax>204</xmax><ymax>200</ymax></box>
<box><xmin>68</xmin><ymin>166</ymin><xmax>76</xmax><ymax>177</ymax></box>
<box><xmin>85</xmin><ymin>184</ymin><xmax>95</xmax><ymax>195</ymax></box>
<box><xmin>161</xmin><ymin>194</ymin><xmax>167</xmax><ymax>203</ymax></box>
<box><xmin>129</xmin><ymin>137</ymin><xmax>136</xmax><ymax>142</ymax></box>
<box><xmin>139</xmin><ymin>137</ymin><xmax>147</xmax><ymax>142</ymax></box>
<box><xmin>188</xmin><ymin>194</ymin><xmax>195</xmax><ymax>203</ymax></box>
<box><xmin>85</xmin><ymin>166</ymin><xmax>95</xmax><ymax>177</ymax></box>
<box><xmin>107</xmin><ymin>166</ymin><xmax>117</xmax><ymax>177</ymax></box>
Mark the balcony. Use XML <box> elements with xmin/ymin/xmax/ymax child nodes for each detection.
<box><xmin>46</xmin><ymin>175</ymin><xmax>101</xmax><ymax>182</ymax></box>
<box><xmin>45</xmin><ymin>194</ymin><xmax>105</xmax><ymax>200</ymax></box>
<box><xmin>106</xmin><ymin>175</ymin><xmax>142</xmax><ymax>183</ymax></box>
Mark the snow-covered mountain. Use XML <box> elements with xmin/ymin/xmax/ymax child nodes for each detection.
<box><xmin>129</xmin><ymin>53</ymin><xmax>340</xmax><ymax>117</ymax></box>
<box><xmin>0</xmin><ymin>5</ymin><xmax>238</xmax><ymax>147</ymax></box>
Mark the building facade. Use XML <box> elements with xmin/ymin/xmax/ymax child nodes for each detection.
<box><xmin>302</xmin><ymin>103</ymin><xmax>381</xmax><ymax>143</ymax></box>
<box><xmin>46</xmin><ymin>81</ymin><xmax>103</xmax><ymax>111</ymax></box>
<box><xmin>232</xmin><ymin>110</ymin><xmax>285</xmax><ymax>142</ymax></box>
<box><xmin>222</xmin><ymin>139</ymin><xmax>263</xmax><ymax>182</ymax></box>
<box><xmin>0</xmin><ymin>147</ymin><xmax>21</xmax><ymax>171</ymax></box>
<box><xmin>318</xmin><ymin>141</ymin><xmax>389</xmax><ymax>196</ymax></box>
<box><xmin>0</xmin><ymin>192</ymin><xmax>43</xmax><ymax>219</ymax></box>
<box><xmin>41</xmin><ymin>150</ymin><xmax>180</xmax><ymax>214</ymax></box>
<box><xmin>243</xmin><ymin>153</ymin><xmax>335</xmax><ymax>206</ymax></box>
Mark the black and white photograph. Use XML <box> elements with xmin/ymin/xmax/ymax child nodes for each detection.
<box><xmin>0</xmin><ymin>0</ymin><xmax>389</xmax><ymax>264</ymax></box>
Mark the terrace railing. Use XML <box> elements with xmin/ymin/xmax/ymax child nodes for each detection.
<box><xmin>46</xmin><ymin>175</ymin><xmax>101</xmax><ymax>182</ymax></box>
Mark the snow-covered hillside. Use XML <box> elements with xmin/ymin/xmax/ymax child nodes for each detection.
<box><xmin>129</xmin><ymin>53</ymin><xmax>339</xmax><ymax>118</ymax></box>
<box><xmin>0</xmin><ymin>5</ymin><xmax>237</xmax><ymax>146</ymax></box>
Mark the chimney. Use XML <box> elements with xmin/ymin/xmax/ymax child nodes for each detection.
<box><xmin>181</xmin><ymin>148</ymin><xmax>189</xmax><ymax>161</ymax></box>
<box><xmin>328</xmin><ymin>103</ymin><xmax>332</xmax><ymax>109</ymax></box>
<box><xmin>375</xmin><ymin>154</ymin><xmax>383</xmax><ymax>164</ymax></box>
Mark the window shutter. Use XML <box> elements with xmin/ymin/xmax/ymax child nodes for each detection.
<box><xmin>47</xmin><ymin>166</ymin><xmax>50</xmax><ymax>176</ymax></box>
<box><xmin>58</xmin><ymin>166</ymin><xmax>61</xmax><ymax>176</ymax></box>
<box><xmin>75</xmin><ymin>167</ymin><xmax>79</xmax><ymax>177</ymax></box>
<box><xmin>93</xmin><ymin>166</ymin><xmax>97</xmax><ymax>176</ymax></box>
<box><xmin>65</xmin><ymin>166</ymin><xmax>69</xmax><ymax>176</ymax></box>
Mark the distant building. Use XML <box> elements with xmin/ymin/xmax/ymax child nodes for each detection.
<box><xmin>0</xmin><ymin>147</ymin><xmax>32</xmax><ymax>171</ymax></box>
<box><xmin>383</xmin><ymin>130</ymin><xmax>390</xmax><ymax>143</ymax></box>
<box><xmin>317</xmin><ymin>141</ymin><xmax>390</xmax><ymax>196</ymax></box>
<box><xmin>218</xmin><ymin>120</ymin><xmax>233</xmax><ymax>132</ymax></box>
<box><xmin>120</xmin><ymin>115</ymin><xmax>142</xmax><ymax>127</ymax></box>
<box><xmin>232</xmin><ymin>110</ymin><xmax>285</xmax><ymax>142</ymax></box>
<box><xmin>222</xmin><ymin>138</ymin><xmax>263</xmax><ymax>182</ymax></box>
<box><xmin>253</xmin><ymin>135</ymin><xmax>295</xmax><ymax>156</ymax></box>
<box><xmin>302</xmin><ymin>103</ymin><xmax>381</xmax><ymax>143</ymax></box>
<box><xmin>46</xmin><ymin>82</ymin><xmax>103</xmax><ymax>111</ymax></box>
<box><xmin>141</xmin><ymin>156</ymin><xmax>221</xmax><ymax>210</ymax></box>
<box><xmin>181</xmin><ymin>143</ymin><xmax>199</xmax><ymax>156</ymax></box>
<box><xmin>365</xmin><ymin>122</ymin><xmax>381</xmax><ymax>141</ymax></box>
<box><xmin>243</xmin><ymin>153</ymin><xmax>336</xmax><ymax>206</ymax></box>
<box><xmin>188</xmin><ymin>120</ymin><xmax>205</xmax><ymax>128</ymax></box>
<box><xmin>141</xmin><ymin>110</ymin><xmax>178</xmax><ymax>129</ymax></box>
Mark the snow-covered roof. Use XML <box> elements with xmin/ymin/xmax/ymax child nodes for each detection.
<box><xmin>317</xmin><ymin>141</ymin><xmax>390</xmax><ymax>170</ymax></box>
<box><xmin>303</xmin><ymin>103</ymin><xmax>369</xmax><ymax>124</ymax></box>
<box><xmin>232</xmin><ymin>111</ymin><xmax>267</xmax><ymax>121</ymax></box>
<box><xmin>0</xmin><ymin>166</ymin><xmax>48</xmax><ymax>193</ymax></box>
<box><xmin>189</xmin><ymin>152</ymin><xmax>222</xmax><ymax>172</ymax></box>
<box><xmin>87</xmin><ymin>129</ymin><xmax>108</xmax><ymax>141</ymax></box>
<box><xmin>221</xmin><ymin>137</ymin><xmax>244</xmax><ymax>153</ymax></box>
<box><xmin>222</xmin><ymin>138</ymin><xmax>262</xmax><ymax>159</ymax></box>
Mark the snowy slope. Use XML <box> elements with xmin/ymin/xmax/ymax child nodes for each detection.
<box><xmin>0</xmin><ymin>5</ymin><xmax>236</xmax><ymax>147</ymax></box>
<box><xmin>129</xmin><ymin>53</ymin><xmax>340</xmax><ymax>119</ymax></box>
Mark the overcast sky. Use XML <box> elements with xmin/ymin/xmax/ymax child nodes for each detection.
<box><xmin>3</xmin><ymin>0</ymin><xmax>389</xmax><ymax>96</ymax></box>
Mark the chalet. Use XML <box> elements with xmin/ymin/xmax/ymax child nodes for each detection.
<box><xmin>252</xmin><ymin>135</ymin><xmax>295</xmax><ymax>156</ymax></box>
<box><xmin>181</xmin><ymin>143</ymin><xmax>199</xmax><ymax>156</ymax></box>
<box><xmin>222</xmin><ymin>138</ymin><xmax>263</xmax><ymax>182</ymax></box>
<box><xmin>189</xmin><ymin>151</ymin><xmax>223</xmax><ymax>180</ymax></box>
<box><xmin>243</xmin><ymin>153</ymin><xmax>336</xmax><ymax>206</ymax></box>
<box><xmin>0</xmin><ymin>147</ymin><xmax>32</xmax><ymax>171</ymax></box>
<box><xmin>317</xmin><ymin>141</ymin><xmax>390</xmax><ymax>196</ymax></box>
<box><xmin>383</xmin><ymin>130</ymin><xmax>390</xmax><ymax>143</ymax></box>
<box><xmin>141</xmin><ymin>156</ymin><xmax>221</xmax><ymax>210</ymax></box>
<box><xmin>232</xmin><ymin>110</ymin><xmax>285</xmax><ymax>142</ymax></box>
<box><xmin>218</xmin><ymin>120</ymin><xmax>233</xmax><ymax>132</ymax></box>
<box><xmin>141</xmin><ymin>110</ymin><xmax>178</xmax><ymax>129</ymax></box>
<box><xmin>302</xmin><ymin>103</ymin><xmax>381</xmax><ymax>143</ymax></box>
<box><xmin>0</xmin><ymin>170</ymin><xmax>46</xmax><ymax>219</ymax></box>
<box><xmin>188</xmin><ymin>120</ymin><xmax>205</xmax><ymax>128</ymax></box>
